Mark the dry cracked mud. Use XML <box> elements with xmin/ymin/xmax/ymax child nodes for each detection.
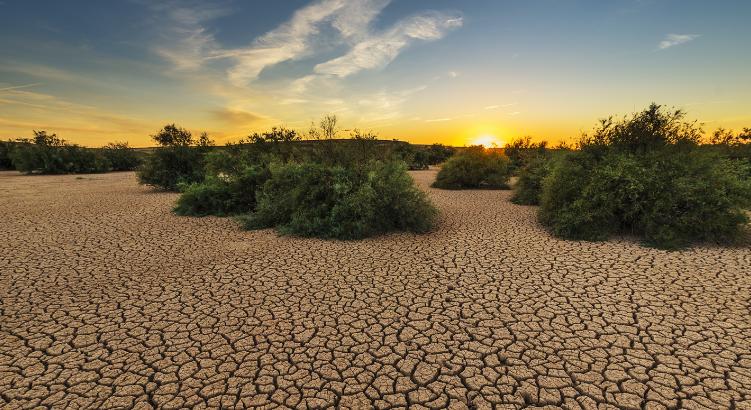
<box><xmin>1</xmin><ymin>170</ymin><xmax>750</xmax><ymax>409</ymax></box>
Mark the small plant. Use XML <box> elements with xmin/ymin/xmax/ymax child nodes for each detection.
<box><xmin>504</xmin><ymin>136</ymin><xmax>548</xmax><ymax>173</ymax></box>
<box><xmin>511</xmin><ymin>155</ymin><xmax>553</xmax><ymax>205</ymax></box>
<box><xmin>0</xmin><ymin>140</ymin><xmax>15</xmax><ymax>170</ymax></box>
<box><xmin>102</xmin><ymin>142</ymin><xmax>142</xmax><ymax>171</ymax></box>
<box><xmin>174</xmin><ymin>164</ymin><xmax>270</xmax><ymax>217</ymax></box>
<box><xmin>432</xmin><ymin>146</ymin><xmax>511</xmax><ymax>189</ymax></box>
<box><xmin>137</xmin><ymin>124</ymin><xmax>213</xmax><ymax>190</ymax></box>
<box><xmin>241</xmin><ymin>160</ymin><xmax>438</xmax><ymax>239</ymax></box>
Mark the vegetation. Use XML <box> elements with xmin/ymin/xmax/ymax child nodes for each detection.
<box><xmin>0</xmin><ymin>140</ymin><xmax>14</xmax><ymax>170</ymax></box>
<box><xmin>511</xmin><ymin>156</ymin><xmax>554</xmax><ymax>205</ymax></box>
<box><xmin>241</xmin><ymin>160</ymin><xmax>437</xmax><ymax>239</ymax></box>
<box><xmin>504</xmin><ymin>136</ymin><xmax>548</xmax><ymax>173</ymax></box>
<box><xmin>392</xmin><ymin>142</ymin><xmax>455</xmax><ymax>170</ymax></box>
<box><xmin>432</xmin><ymin>146</ymin><xmax>511</xmax><ymax>189</ymax></box>
<box><xmin>174</xmin><ymin>165</ymin><xmax>270</xmax><ymax>217</ymax></box>
<box><xmin>1</xmin><ymin>132</ymin><xmax>142</xmax><ymax>174</ymax></box>
<box><xmin>9</xmin><ymin>131</ymin><xmax>110</xmax><ymax>174</ymax></box>
<box><xmin>102</xmin><ymin>142</ymin><xmax>142</xmax><ymax>171</ymax></box>
<box><xmin>137</xmin><ymin>124</ymin><xmax>213</xmax><ymax>190</ymax></box>
<box><xmin>538</xmin><ymin>104</ymin><xmax>751</xmax><ymax>249</ymax></box>
<box><xmin>170</xmin><ymin>116</ymin><xmax>439</xmax><ymax>239</ymax></box>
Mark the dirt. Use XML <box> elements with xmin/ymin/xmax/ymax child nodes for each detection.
<box><xmin>1</xmin><ymin>170</ymin><xmax>749</xmax><ymax>409</ymax></box>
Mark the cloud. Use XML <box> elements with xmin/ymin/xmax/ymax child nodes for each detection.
<box><xmin>0</xmin><ymin>89</ymin><xmax>154</xmax><ymax>142</ymax></box>
<box><xmin>314</xmin><ymin>11</ymin><xmax>463</xmax><ymax>77</ymax></box>
<box><xmin>0</xmin><ymin>83</ymin><xmax>41</xmax><ymax>92</ymax></box>
<box><xmin>658</xmin><ymin>33</ymin><xmax>699</xmax><ymax>50</ymax></box>
<box><xmin>224</xmin><ymin>0</ymin><xmax>392</xmax><ymax>85</ymax></box>
<box><xmin>152</xmin><ymin>0</ymin><xmax>460</xmax><ymax>86</ymax></box>
<box><xmin>425</xmin><ymin>117</ymin><xmax>452</xmax><ymax>123</ymax></box>
<box><xmin>152</xmin><ymin>3</ymin><xmax>228</xmax><ymax>70</ymax></box>
<box><xmin>210</xmin><ymin>108</ymin><xmax>267</xmax><ymax>126</ymax></box>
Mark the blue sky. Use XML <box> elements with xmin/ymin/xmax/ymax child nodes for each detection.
<box><xmin>1</xmin><ymin>0</ymin><xmax>750</xmax><ymax>146</ymax></box>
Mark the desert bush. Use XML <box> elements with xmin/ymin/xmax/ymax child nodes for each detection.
<box><xmin>138</xmin><ymin>124</ymin><xmax>213</xmax><ymax>190</ymax></box>
<box><xmin>391</xmin><ymin>142</ymin><xmax>430</xmax><ymax>170</ymax></box>
<box><xmin>511</xmin><ymin>155</ymin><xmax>554</xmax><ymax>205</ymax></box>
<box><xmin>504</xmin><ymin>136</ymin><xmax>548</xmax><ymax>173</ymax></box>
<box><xmin>9</xmin><ymin>131</ymin><xmax>111</xmax><ymax>174</ymax></box>
<box><xmin>243</xmin><ymin>127</ymin><xmax>301</xmax><ymax>161</ymax></box>
<box><xmin>102</xmin><ymin>142</ymin><xmax>142</xmax><ymax>171</ymax></box>
<box><xmin>241</xmin><ymin>160</ymin><xmax>437</xmax><ymax>239</ymax></box>
<box><xmin>432</xmin><ymin>146</ymin><xmax>511</xmax><ymax>189</ymax></box>
<box><xmin>174</xmin><ymin>164</ymin><xmax>270</xmax><ymax>217</ymax></box>
<box><xmin>0</xmin><ymin>140</ymin><xmax>15</xmax><ymax>170</ymax></box>
<box><xmin>539</xmin><ymin>104</ymin><xmax>751</xmax><ymax>249</ymax></box>
<box><xmin>704</xmin><ymin>127</ymin><xmax>751</xmax><ymax>177</ymax></box>
<box><xmin>426</xmin><ymin>143</ymin><xmax>455</xmax><ymax>164</ymax></box>
<box><xmin>392</xmin><ymin>143</ymin><xmax>455</xmax><ymax>170</ymax></box>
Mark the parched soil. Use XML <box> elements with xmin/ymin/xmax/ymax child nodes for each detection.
<box><xmin>1</xmin><ymin>170</ymin><xmax>750</xmax><ymax>409</ymax></box>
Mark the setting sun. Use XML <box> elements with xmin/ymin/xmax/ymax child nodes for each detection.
<box><xmin>470</xmin><ymin>135</ymin><xmax>503</xmax><ymax>148</ymax></box>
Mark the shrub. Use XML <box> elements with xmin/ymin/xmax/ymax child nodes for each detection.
<box><xmin>511</xmin><ymin>155</ymin><xmax>553</xmax><ymax>205</ymax></box>
<box><xmin>174</xmin><ymin>165</ymin><xmax>270</xmax><ymax>217</ymax></box>
<box><xmin>102</xmin><ymin>142</ymin><xmax>142</xmax><ymax>171</ymax></box>
<box><xmin>432</xmin><ymin>146</ymin><xmax>511</xmax><ymax>189</ymax></box>
<box><xmin>0</xmin><ymin>140</ymin><xmax>15</xmax><ymax>170</ymax></box>
<box><xmin>426</xmin><ymin>143</ymin><xmax>455</xmax><ymax>164</ymax></box>
<box><xmin>392</xmin><ymin>142</ymin><xmax>429</xmax><ymax>170</ymax></box>
<box><xmin>137</xmin><ymin>124</ymin><xmax>213</xmax><ymax>190</ymax></box>
<box><xmin>9</xmin><ymin>131</ymin><xmax>111</xmax><ymax>174</ymax></box>
<box><xmin>504</xmin><ymin>136</ymin><xmax>548</xmax><ymax>173</ymax></box>
<box><xmin>241</xmin><ymin>160</ymin><xmax>437</xmax><ymax>239</ymax></box>
<box><xmin>539</xmin><ymin>104</ymin><xmax>751</xmax><ymax>249</ymax></box>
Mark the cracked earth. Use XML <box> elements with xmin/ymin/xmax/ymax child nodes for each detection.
<box><xmin>1</xmin><ymin>170</ymin><xmax>750</xmax><ymax>409</ymax></box>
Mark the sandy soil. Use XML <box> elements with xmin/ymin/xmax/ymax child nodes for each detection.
<box><xmin>1</xmin><ymin>170</ymin><xmax>750</xmax><ymax>409</ymax></box>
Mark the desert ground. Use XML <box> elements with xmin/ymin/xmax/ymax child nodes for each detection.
<box><xmin>1</xmin><ymin>170</ymin><xmax>750</xmax><ymax>409</ymax></box>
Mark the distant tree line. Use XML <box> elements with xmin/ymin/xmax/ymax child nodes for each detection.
<box><xmin>0</xmin><ymin>131</ymin><xmax>142</xmax><ymax>173</ymax></box>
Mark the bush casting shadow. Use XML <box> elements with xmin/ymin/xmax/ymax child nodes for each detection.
<box><xmin>539</xmin><ymin>104</ymin><xmax>751</xmax><ymax>249</ymax></box>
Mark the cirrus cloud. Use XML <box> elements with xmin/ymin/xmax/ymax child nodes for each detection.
<box><xmin>658</xmin><ymin>33</ymin><xmax>700</xmax><ymax>50</ymax></box>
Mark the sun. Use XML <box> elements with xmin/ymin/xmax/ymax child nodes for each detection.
<box><xmin>470</xmin><ymin>134</ymin><xmax>502</xmax><ymax>148</ymax></box>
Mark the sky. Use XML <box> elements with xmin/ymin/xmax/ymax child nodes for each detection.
<box><xmin>1</xmin><ymin>0</ymin><xmax>750</xmax><ymax>147</ymax></box>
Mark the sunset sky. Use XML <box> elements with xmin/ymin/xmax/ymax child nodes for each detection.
<box><xmin>1</xmin><ymin>0</ymin><xmax>750</xmax><ymax>147</ymax></box>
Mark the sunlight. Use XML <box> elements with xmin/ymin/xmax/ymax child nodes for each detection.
<box><xmin>470</xmin><ymin>134</ymin><xmax>502</xmax><ymax>148</ymax></box>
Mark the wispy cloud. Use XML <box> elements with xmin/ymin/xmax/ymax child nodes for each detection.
<box><xmin>153</xmin><ymin>0</ymin><xmax>461</xmax><ymax>86</ymax></box>
<box><xmin>210</xmin><ymin>108</ymin><xmax>267</xmax><ymax>126</ymax></box>
<box><xmin>315</xmin><ymin>11</ymin><xmax>462</xmax><ymax>77</ymax></box>
<box><xmin>484</xmin><ymin>102</ymin><xmax>517</xmax><ymax>110</ymax></box>
<box><xmin>219</xmin><ymin>0</ymin><xmax>393</xmax><ymax>85</ymax></box>
<box><xmin>425</xmin><ymin>117</ymin><xmax>452</xmax><ymax>123</ymax></box>
<box><xmin>658</xmin><ymin>33</ymin><xmax>699</xmax><ymax>50</ymax></box>
<box><xmin>152</xmin><ymin>3</ymin><xmax>228</xmax><ymax>70</ymax></box>
<box><xmin>0</xmin><ymin>83</ymin><xmax>41</xmax><ymax>92</ymax></box>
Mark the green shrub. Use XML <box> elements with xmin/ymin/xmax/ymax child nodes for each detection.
<box><xmin>241</xmin><ymin>160</ymin><xmax>437</xmax><ymax>239</ymax></box>
<box><xmin>0</xmin><ymin>140</ymin><xmax>15</xmax><ymax>170</ymax></box>
<box><xmin>539</xmin><ymin>104</ymin><xmax>751</xmax><ymax>249</ymax></box>
<box><xmin>102</xmin><ymin>142</ymin><xmax>142</xmax><ymax>171</ymax></box>
<box><xmin>426</xmin><ymin>143</ymin><xmax>455</xmax><ymax>164</ymax></box>
<box><xmin>504</xmin><ymin>136</ymin><xmax>548</xmax><ymax>173</ymax></box>
<box><xmin>137</xmin><ymin>124</ymin><xmax>213</xmax><ymax>190</ymax></box>
<box><xmin>511</xmin><ymin>155</ymin><xmax>553</xmax><ymax>205</ymax></box>
<box><xmin>432</xmin><ymin>146</ymin><xmax>511</xmax><ymax>189</ymax></box>
<box><xmin>9</xmin><ymin>131</ymin><xmax>111</xmax><ymax>174</ymax></box>
<box><xmin>391</xmin><ymin>142</ymin><xmax>429</xmax><ymax>170</ymax></box>
<box><xmin>174</xmin><ymin>165</ymin><xmax>270</xmax><ymax>216</ymax></box>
